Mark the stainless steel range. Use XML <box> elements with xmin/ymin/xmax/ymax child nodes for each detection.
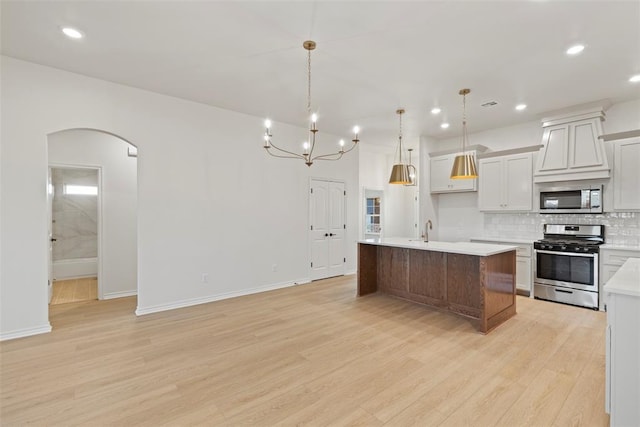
<box><xmin>534</xmin><ymin>224</ymin><xmax>604</xmax><ymax>309</ymax></box>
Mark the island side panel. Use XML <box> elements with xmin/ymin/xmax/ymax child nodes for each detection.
<box><xmin>446</xmin><ymin>253</ymin><xmax>482</xmax><ymax>320</ymax></box>
<box><xmin>378</xmin><ymin>246</ymin><xmax>410</xmax><ymax>299</ymax></box>
<box><xmin>408</xmin><ymin>250</ymin><xmax>447</xmax><ymax>308</ymax></box>
<box><xmin>357</xmin><ymin>243</ymin><xmax>378</xmax><ymax>296</ymax></box>
<box><xmin>481</xmin><ymin>250</ymin><xmax>517</xmax><ymax>333</ymax></box>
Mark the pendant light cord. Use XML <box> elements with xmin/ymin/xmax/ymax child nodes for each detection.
<box><xmin>307</xmin><ymin>48</ymin><xmax>311</xmax><ymax>114</ymax></box>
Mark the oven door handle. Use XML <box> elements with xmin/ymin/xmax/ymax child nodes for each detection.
<box><xmin>535</xmin><ymin>249</ymin><xmax>596</xmax><ymax>258</ymax></box>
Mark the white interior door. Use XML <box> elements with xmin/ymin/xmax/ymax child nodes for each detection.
<box><xmin>310</xmin><ymin>179</ymin><xmax>346</xmax><ymax>280</ymax></box>
<box><xmin>328</xmin><ymin>181</ymin><xmax>346</xmax><ymax>278</ymax></box>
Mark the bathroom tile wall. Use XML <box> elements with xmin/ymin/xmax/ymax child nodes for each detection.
<box><xmin>484</xmin><ymin>212</ymin><xmax>639</xmax><ymax>246</ymax></box>
<box><xmin>52</xmin><ymin>168</ymin><xmax>98</xmax><ymax>261</ymax></box>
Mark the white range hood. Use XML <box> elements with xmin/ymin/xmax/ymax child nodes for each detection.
<box><xmin>534</xmin><ymin>107</ymin><xmax>610</xmax><ymax>183</ymax></box>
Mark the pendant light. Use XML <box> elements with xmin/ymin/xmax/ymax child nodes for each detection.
<box><xmin>450</xmin><ymin>88</ymin><xmax>478</xmax><ymax>179</ymax></box>
<box><xmin>389</xmin><ymin>109</ymin><xmax>411</xmax><ymax>185</ymax></box>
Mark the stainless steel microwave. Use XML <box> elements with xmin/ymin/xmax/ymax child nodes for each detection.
<box><xmin>539</xmin><ymin>185</ymin><xmax>603</xmax><ymax>214</ymax></box>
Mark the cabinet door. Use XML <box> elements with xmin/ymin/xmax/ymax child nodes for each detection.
<box><xmin>408</xmin><ymin>250</ymin><xmax>446</xmax><ymax>306</ymax></box>
<box><xmin>430</xmin><ymin>153</ymin><xmax>477</xmax><ymax>193</ymax></box>
<box><xmin>569</xmin><ymin>119</ymin><xmax>606</xmax><ymax>169</ymax></box>
<box><xmin>377</xmin><ymin>246</ymin><xmax>409</xmax><ymax>297</ymax></box>
<box><xmin>504</xmin><ymin>153</ymin><xmax>532</xmax><ymax>211</ymax></box>
<box><xmin>478</xmin><ymin>157</ymin><xmax>504</xmax><ymax>210</ymax></box>
<box><xmin>537</xmin><ymin>124</ymin><xmax>569</xmax><ymax>171</ymax></box>
<box><xmin>430</xmin><ymin>155</ymin><xmax>453</xmax><ymax>192</ymax></box>
<box><xmin>515</xmin><ymin>256</ymin><xmax>531</xmax><ymax>292</ymax></box>
<box><xmin>613</xmin><ymin>139</ymin><xmax>640</xmax><ymax>211</ymax></box>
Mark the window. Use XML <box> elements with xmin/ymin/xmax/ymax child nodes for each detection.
<box><xmin>365</xmin><ymin>197</ymin><xmax>381</xmax><ymax>234</ymax></box>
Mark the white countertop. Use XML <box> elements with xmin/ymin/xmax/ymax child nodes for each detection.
<box><xmin>469</xmin><ymin>236</ymin><xmax>537</xmax><ymax>245</ymax></box>
<box><xmin>359</xmin><ymin>237</ymin><xmax>517</xmax><ymax>257</ymax></box>
<box><xmin>600</xmin><ymin>244</ymin><xmax>640</xmax><ymax>251</ymax></box>
<box><xmin>604</xmin><ymin>258</ymin><xmax>640</xmax><ymax>297</ymax></box>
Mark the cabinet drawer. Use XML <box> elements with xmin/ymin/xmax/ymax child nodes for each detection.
<box><xmin>602</xmin><ymin>249</ymin><xmax>640</xmax><ymax>266</ymax></box>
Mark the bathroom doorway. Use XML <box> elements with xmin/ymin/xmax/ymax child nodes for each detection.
<box><xmin>48</xmin><ymin>166</ymin><xmax>100</xmax><ymax>305</ymax></box>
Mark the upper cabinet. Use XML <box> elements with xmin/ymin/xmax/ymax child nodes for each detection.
<box><xmin>478</xmin><ymin>152</ymin><xmax>533</xmax><ymax>212</ymax></box>
<box><xmin>534</xmin><ymin>108</ymin><xmax>610</xmax><ymax>183</ymax></box>
<box><xmin>612</xmin><ymin>137</ymin><xmax>640</xmax><ymax>211</ymax></box>
<box><xmin>429</xmin><ymin>146</ymin><xmax>487</xmax><ymax>193</ymax></box>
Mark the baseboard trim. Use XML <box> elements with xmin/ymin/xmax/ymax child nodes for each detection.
<box><xmin>102</xmin><ymin>290</ymin><xmax>137</xmax><ymax>300</ymax></box>
<box><xmin>135</xmin><ymin>278</ymin><xmax>311</xmax><ymax>316</ymax></box>
<box><xmin>0</xmin><ymin>323</ymin><xmax>52</xmax><ymax>341</ymax></box>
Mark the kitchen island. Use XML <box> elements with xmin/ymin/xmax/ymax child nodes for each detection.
<box><xmin>358</xmin><ymin>238</ymin><xmax>517</xmax><ymax>334</ymax></box>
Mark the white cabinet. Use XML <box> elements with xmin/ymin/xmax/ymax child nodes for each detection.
<box><xmin>478</xmin><ymin>153</ymin><xmax>532</xmax><ymax>211</ymax></box>
<box><xmin>430</xmin><ymin>153</ymin><xmax>477</xmax><ymax>193</ymax></box>
<box><xmin>470</xmin><ymin>239</ymin><xmax>533</xmax><ymax>295</ymax></box>
<box><xmin>600</xmin><ymin>248</ymin><xmax>640</xmax><ymax>310</ymax></box>
<box><xmin>534</xmin><ymin>109</ymin><xmax>610</xmax><ymax>183</ymax></box>
<box><xmin>612</xmin><ymin>138</ymin><xmax>640</xmax><ymax>211</ymax></box>
<box><xmin>604</xmin><ymin>258</ymin><xmax>640</xmax><ymax>426</ymax></box>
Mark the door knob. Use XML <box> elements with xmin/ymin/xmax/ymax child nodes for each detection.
<box><xmin>50</xmin><ymin>238</ymin><xmax>57</xmax><ymax>242</ymax></box>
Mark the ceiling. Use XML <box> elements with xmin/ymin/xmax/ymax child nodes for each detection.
<box><xmin>2</xmin><ymin>1</ymin><xmax>639</xmax><ymax>147</ymax></box>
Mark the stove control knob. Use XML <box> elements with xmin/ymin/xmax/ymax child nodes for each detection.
<box><xmin>560</xmin><ymin>245</ymin><xmax>567</xmax><ymax>250</ymax></box>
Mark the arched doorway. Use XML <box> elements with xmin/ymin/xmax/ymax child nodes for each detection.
<box><xmin>46</xmin><ymin>129</ymin><xmax>138</xmax><ymax>315</ymax></box>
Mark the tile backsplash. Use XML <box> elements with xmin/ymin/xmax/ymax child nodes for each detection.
<box><xmin>484</xmin><ymin>212</ymin><xmax>639</xmax><ymax>246</ymax></box>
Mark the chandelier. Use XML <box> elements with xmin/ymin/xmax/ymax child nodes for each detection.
<box><xmin>263</xmin><ymin>40</ymin><xmax>360</xmax><ymax>167</ymax></box>
<box><xmin>450</xmin><ymin>88</ymin><xmax>478</xmax><ymax>179</ymax></box>
<box><xmin>389</xmin><ymin>109</ymin><xmax>412</xmax><ymax>184</ymax></box>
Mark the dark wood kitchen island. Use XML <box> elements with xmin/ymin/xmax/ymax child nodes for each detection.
<box><xmin>358</xmin><ymin>238</ymin><xmax>517</xmax><ymax>334</ymax></box>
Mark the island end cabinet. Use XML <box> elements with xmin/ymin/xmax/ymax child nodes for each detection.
<box><xmin>357</xmin><ymin>243</ymin><xmax>517</xmax><ymax>334</ymax></box>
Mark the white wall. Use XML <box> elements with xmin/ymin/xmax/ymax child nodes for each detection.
<box><xmin>421</xmin><ymin>98</ymin><xmax>640</xmax><ymax>242</ymax></box>
<box><xmin>0</xmin><ymin>56</ymin><xmax>359</xmax><ymax>339</ymax></box>
<box><xmin>49</xmin><ymin>129</ymin><xmax>138</xmax><ymax>299</ymax></box>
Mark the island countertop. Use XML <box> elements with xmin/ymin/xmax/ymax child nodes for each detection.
<box><xmin>359</xmin><ymin>237</ymin><xmax>517</xmax><ymax>257</ymax></box>
<box><xmin>604</xmin><ymin>257</ymin><xmax>640</xmax><ymax>298</ymax></box>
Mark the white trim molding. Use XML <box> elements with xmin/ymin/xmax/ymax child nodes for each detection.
<box><xmin>135</xmin><ymin>278</ymin><xmax>310</xmax><ymax>316</ymax></box>
<box><xmin>0</xmin><ymin>323</ymin><xmax>52</xmax><ymax>341</ymax></box>
<box><xmin>103</xmin><ymin>290</ymin><xmax>137</xmax><ymax>300</ymax></box>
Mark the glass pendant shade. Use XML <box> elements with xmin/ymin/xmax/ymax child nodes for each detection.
<box><xmin>389</xmin><ymin>164</ymin><xmax>411</xmax><ymax>184</ymax></box>
<box><xmin>450</xmin><ymin>153</ymin><xmax>478</xmax><ymax>179</ymax></box>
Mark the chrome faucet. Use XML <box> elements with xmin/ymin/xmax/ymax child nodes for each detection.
<box><xmin>423</xmin><ymin>220</ymin><xmax>433</xmax><ymax>242</ymax></box>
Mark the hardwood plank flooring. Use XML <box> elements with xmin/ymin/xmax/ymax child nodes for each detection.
<box><xmin>50</xmin><ymin>277</ymin><xmax>97</xmax><ymax>305</ymax></box>
<box><xmin>1</xmin><ymin>275</ymin><xmax>608</xmax><ymax>426</ymax></box>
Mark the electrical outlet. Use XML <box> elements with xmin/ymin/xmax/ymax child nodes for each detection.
<box><xmin>201</xmin><ymin>273</ymin><xmax>209</xmax><ymax>283</ymax></box>
<box><xmin>272</xmin><ymin>264</ymin><xmax>278</xmax><ymax>272</ymax></box>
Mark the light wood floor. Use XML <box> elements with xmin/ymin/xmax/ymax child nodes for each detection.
<box><xmin>1</xmin><ymin>275</ymin><xmax>608</xmax><ymax>426</ymax></box>
<box><xmin>50</xmin><ymin>277</ymin><xmax>97</xmax><ymax>305</ymax></box>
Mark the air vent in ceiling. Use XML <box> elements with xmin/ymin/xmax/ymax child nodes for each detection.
<box><xmin>481</xmin><ymin>101</ymin><xmax>498</xmax><ymax>107</ymax></box>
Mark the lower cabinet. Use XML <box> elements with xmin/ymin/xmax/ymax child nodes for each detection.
<box><xmin>471</xmin><ymin>239</ymin><xmax>533</xmax><ymax>296</ymax></box>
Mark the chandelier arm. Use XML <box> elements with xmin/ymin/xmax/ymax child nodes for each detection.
<box><xmin>265</xmin><ymin>150</ymin><xmax>305</xmax><ymax>160</ymax></box>
<box><xmin>266</xmin><ymin>143</ymin><xmax>307</xmax><ymax>159</ymax></box>
<box><xmin>312</xmin><ymin>153</ymin><xmax>345</xmax><ymax>161</ymax></box>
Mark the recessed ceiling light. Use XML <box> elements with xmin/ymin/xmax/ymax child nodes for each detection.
<box><xmin>62</xmin><ymin>27</ymin><xmax>83</xmax><ymax>39</ymax></box>
<box><xmin>515</xmin><ymin>104</ymin><xmax>527</xmax><ymax>111</ymax></box>
<box><xmin>566</xmin><ymin>44</ymin><xmax>585</xmax><ymax>55</ymax></box>
<box><xmin>440</xmin><ymin>123</ymin><xmax>450</xmax><ymax>129</ymax></box>
<box><xmin>431</xmin><ymin>108</ymin><xmax>441</xmax><ymax>115</ymax></box>
<box><xmin>630</xmin><ymin>74</ymin><xmax>640</xmax><ymax>83</ymax></box>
